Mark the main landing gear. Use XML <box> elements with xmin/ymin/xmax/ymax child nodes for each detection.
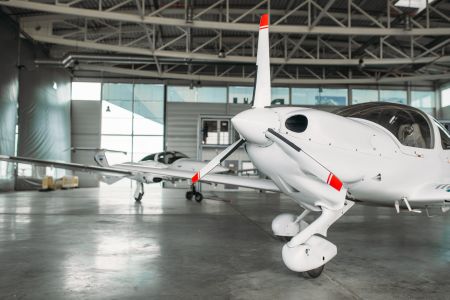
<box><xmin>134</xmin><ymin>182</ymin><xmax>144</xmax><ymax>202</ymax></box>
<box><xmin>185</xmin><ymin>185</ymin><xmax>203</xmax><ymax>202</ymax></box>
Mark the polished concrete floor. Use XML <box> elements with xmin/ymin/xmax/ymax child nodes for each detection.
<box><xmin>0</xmin><ymin>184</ymin><xmax>449</xmax><ymax>300</ymax></box>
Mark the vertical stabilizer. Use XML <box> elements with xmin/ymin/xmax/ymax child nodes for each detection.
<box><xmin>253</xmin><ymin>14</ymin><xmax>271</xmax><ymax>108</ymax></box>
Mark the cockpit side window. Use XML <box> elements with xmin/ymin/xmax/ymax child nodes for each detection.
<box><xmin>336</xmin><ymin>104</ymin><xmax>433</xmax><ymax>149</ymax></box>
<box><xmin>436</xmin><ymin>123</ymin><xmax>450</xmax><ymax>150</ymax></box>
<box><xmin>140</xmin><ymin>154</ymin><xmax>156</xmax><ymax>162</ymax></box>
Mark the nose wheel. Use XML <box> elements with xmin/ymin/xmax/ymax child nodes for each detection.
<box><xmin>186</xmin><ymin>185</ymin><xmax>203</xmax><ymax>202</ymax></box>
<box><xmin>302</xmin><ymin>265</ymin><xmax>325</xmax><ymax>279</ymax></box>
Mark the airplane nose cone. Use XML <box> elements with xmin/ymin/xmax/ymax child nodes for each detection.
<box><xmin>232</xmin><ymin>108</ymin><xmax>280</xmax><ymax>145</ymax></box>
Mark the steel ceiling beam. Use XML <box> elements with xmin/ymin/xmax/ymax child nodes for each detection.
<box><xmin>30</xmin><ymin>34</ymin><xmax>450</xmax><ymax>66</ymax></box>
<box><xmin>1</xmin><ymin>0</ymin><xmax>449</xmax><ymax>36</ymax></box>
<box><xmin>76</xmin><ymin>63</ymin><xmax>450</xmax><ymax>84</ymax></box>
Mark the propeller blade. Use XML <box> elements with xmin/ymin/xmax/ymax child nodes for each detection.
<box><xmin>265</xmin><ymin>128</ymin><xmax>343</xmax><ymax>192</ymax></box>
<box><xmin>192</xmin><ymin>138</ymin><xmax>246</xmax><ymax>184</ymax></box>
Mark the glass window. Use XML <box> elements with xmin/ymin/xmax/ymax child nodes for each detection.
<box><xmin>319</xmin><ymin>89</ymin><xmax>348</xmax><ymax>105</ymax></box>
<box><xmin>133</xmin><ymin>84</ymin><xmax>164</xmax><ymax>135</ymax></box>
<box><xmin>168</xmin><ymin>86</ymin><xmax>226</xmax><ymax>103</ymax></box>
<box><xmin>229</xmin><ymin>86</ymin><xmax>253</xmax><ymax>104</ymax></box>
<box><xmin>380</xmin><ymin>90</ymin><xmax>407</xmax><ymax>104</ymax></box>
<box><xmin>442</xmin><ymin>87</ymin><xmax>450</xmax><ymax>107</ymax></box>
<box><xmin>272</xmin><ymin>87</ymin><xmax>289</xmax><ymax>105</ymax></box>
<box><xmin>100</xmin><ymin>135</ymin><xmax>132</xmax><ymax>165</ymax></box>
<box><xmin>292</xmin><ymin>88</ymin><xmax>320</xmax><ymax>105</ymax></box>
<box><xmin>352</xmin><ymin>89</ymin><xmax>378</xmax><ymax>104</ymax></box>
<box><xmin>292</xmin><ymin>88</ymin><xmax>347</xmax><ymax>105</ymax></box>
<box><xmin>335</xmin><ymin>103</ymin><xmax>432</xmax><ymax>149</ymax></box>
<box><xmin>101</xmin><ymin>101</ymin><xmax>132</xmax><ymax>135</ymax></box>
<box><xmin>411</xmin><ymin>91</ymin><xmax>435</xmax><ymax>116</ymax></box>
<box><xmin>101</xmin><ymin>83</ymin><xmax>164</xmax><ymax>165</ymax></box>
<box><xmin>438</xmin><ymin>127</ymin><xmax>450</xmax><ymax>150</ymax></box>
<box><xmin>202</xmin><ymin>119</ymin><xmax>230</xmax><ymax>145</ymax></box>
<box><xmin>197</xmin><ymin>87</ymin><xmax>226</xmax><ymax>103</ymax></box>
<box><xmin>102</xmin><ymin>83</ymin><xmax>133</xmax><ymax>101</ymax></box>
<box><xmin>71</xmin><ymin>82</ymin><xmax>101</xmax><ymax>101</ymax></box>
<box><xmin>133</xmin><ymin>136</ymin><xmax>164</xmax><ymax>162</ymax></box>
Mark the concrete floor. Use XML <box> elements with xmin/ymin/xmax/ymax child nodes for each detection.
<box><xmin>0</xmin><ymin>185</ymin><xmax>449</xmax><ymax>300</ymax></box>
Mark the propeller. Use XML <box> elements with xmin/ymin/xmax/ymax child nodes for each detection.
<box><xmin>191</xmin><ymin>138</ymin><xmax>246</xmax><ymax>184</ymax></box>
<box><xmin>265</xmin><ymin>128</ymin><xmax>343</xmax><ymax>192</ymax></box>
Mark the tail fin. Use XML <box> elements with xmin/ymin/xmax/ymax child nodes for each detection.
<box><xmin>253</xmin><ymin>13</ymin><xmax>271</xmax><ymax>108</ymax></box>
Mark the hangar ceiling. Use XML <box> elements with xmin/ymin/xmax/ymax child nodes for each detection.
<box><xmin>1</xmin><ymin>0</ymin><xmax>449</xmax><ymax>85</ymax></box>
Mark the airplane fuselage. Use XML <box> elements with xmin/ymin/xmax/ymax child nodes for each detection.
<box><xmin>237</xmin><ymin>106</ymin><xmax>450</xmax><ymax>210</ymax></box>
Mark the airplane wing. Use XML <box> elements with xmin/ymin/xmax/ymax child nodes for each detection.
<box><xmin>0</xmin><ymin>155</ymin><xmax>280</xmax><ymax>192</ymax></box>
<box><xmin>114</xmin><ymin>162</ymin><xmax>280</xmax><ymax>192</ymax></box>
<box><xmin>408</xmin><ymin>182</ymin><xmax>450</xmax><ymax>203</ymax></box>
<box><xmin>0</xmin><ymin>155</ymin><xmax>133</xmax><ymax>176</ymax></box>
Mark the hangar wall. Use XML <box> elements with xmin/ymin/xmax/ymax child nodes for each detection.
<box><xmin>165</xmin><ymin>103</ymin><xmax>248</xmax><ymax>158</ymax></box>
<box><xmin>16</xmin><ymin>56</ymin><xmax>71</xmax><ymax>190</ymax></box>
<box><xmin>0</xmin><ymin>15</ymin><xmax>72</xmax><ymax>191</ymax></box>
<box><xmin>0</xmin><ymin>17</ymin><xmax>19</xmax><ymax>192</ymax></box>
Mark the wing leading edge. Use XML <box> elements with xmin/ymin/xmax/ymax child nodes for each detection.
<box><xmin>0</xmin><ymin>155</ymin><xmax>279</xmax><ymax>192</ymax></box>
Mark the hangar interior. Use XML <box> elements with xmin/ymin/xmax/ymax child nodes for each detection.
<box><xmin>0</xmin><ymin>0</ymin><xmax>449</xmax><ymax>299</ymax></box>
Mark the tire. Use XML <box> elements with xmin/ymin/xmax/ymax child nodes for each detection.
<box><xmin>185</xmin><ymin>191</ymin><xmax>194</xmax><ymax>200</ymax></box>
<box><xmin>276</xmin><ymin>235</ymin><xmax>292</xmax><ymax>242</ymax></box>
<box><xmin>194</xmin><ymin>192</ymin><xmax>203</xmax><ymax>202</ymax></box>
<box><xmin>302</xmin><ymin>264</ymin><xmax>325</xmax><ymax>279</ymax></box>
<box><xmin>135</xmin><ymin>193</ymin><xmax>143</xmax><ymax>202</ymax></box>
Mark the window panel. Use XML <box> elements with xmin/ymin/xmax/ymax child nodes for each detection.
<box><xmin>292</xmin><ymin>88</ymin><xmax>347</xmax><ymax>105</ymax></box>
<box><xmin>71</xmin><ymin>82</ymin><xmax>101</xmax><ymax>101</ymax></box>
<box><xmin>380</xmin><ymin>90</ymin><xmax>407</xmax><ymax>104</ymax></box>
<box><xmin>319</xmin><ymin>89</ymin><xmax>348</xmax><ymax>105</ymax></box>
<box><xmin>272</xmin><ymin>87</ymin><xmax>289</xmax><ymax>105</ymax></box>
<box><xmin>352</xmin><ymin>89</ymin><xmax>378</xmax><ymax>104</ymax></box>
<box><xmin>100</xmin><ymin>135</ymin><xmax>132</xmax><ymax>165</ymax></box>
<box><xmin>102</xmin><ymin>83</ymin><xmax>133</xmax><ymax>101</ymax></box>
<box><xmin>229</xmin><ymin>86</ymin><xmax>253</xmax><ymax>104</ymax></box>
<box><xmin>441</xmin><ymin>88</ymin><xmax>450</xmax><ymax>108</ymax></box>
<box><xmin>133</xmin><ymin>84</ymin><xmax>164</xmax><ymax>135</ymax></box>
<box><xmin>134</xmin><ymin>84</ymin><xmax>164</xmax><ymax>101</ymax></box>
<box><xmin>197</xmin><ymin>87</ymin><xmax>226</xmax><ymax>103</ymax></box>
<box><xmin>168</xmin><ymin>86</ymin><xmax>226</xmax><ymax>103</ymax></box>
<box><xmin>411</xmin><ymin>91</ymin><xmax>435</xmax><ymax>116</ymax></box>
<box><xmin>101</xmin><ymin>101</ymin><xmax>132</xmax><ymax>135</ymax></box>
<box><xmin>292</xmin><ymin>88</ymin><xmax>320</xmax><ymax>105</ymax></box>
<box><xmin>167</xmin><ymin>86</ymin><xmax>194</xmax><ymax>102</ymax></box>
<box><xmin>132</xmin><ymin>136</ymin><xmax>164</xmax><ymax>162</ymax></box>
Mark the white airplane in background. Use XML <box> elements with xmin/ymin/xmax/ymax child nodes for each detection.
<box><xmin>1</xmin><ymin>13</ymin><xmax>450</xmax><ymax>278</ymax></box>
<box><xmin>16</xmin><ymin>148</ymin><xmax>229</xmax><ymax>202</ymax></box>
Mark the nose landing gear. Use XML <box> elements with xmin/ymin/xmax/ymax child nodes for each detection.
<box><xmin>186</xmin><ymin>185</ymin><xmax>203</xmax><ymax>202</ymax></box>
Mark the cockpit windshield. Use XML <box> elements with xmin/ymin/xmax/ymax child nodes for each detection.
<box><xmin>334</xmin><ymin>102</ymin><xmax>433</xmax><ymax>149</ymax></box>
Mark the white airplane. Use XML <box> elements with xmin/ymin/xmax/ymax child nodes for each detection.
<box><xmin>14</xmin><ymin>148</ymin><xmax>229</xmax><ymax>202</ymax></box>
<box><xmin>1</xmin><ymin>13</ymin><xmax>449</xmax><ymax>278</ymax></box>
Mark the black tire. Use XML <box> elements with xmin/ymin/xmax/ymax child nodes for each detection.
<box><xmin>302</xmin><ymin>264</ymin><xmax>325</xmax><ymax>279</ymax></box>
<box><xmin>194</xmin><ymin>192</ymin><xmax>203</xmax><ymax>202</ymax></box>
<box><xmin>135</xmin><ymin>193</ymin><xmax>143</xmax><ymax>202</ymax></box>
<box><xmin>186</xmin><ymin>191</ymin><xmax>194</xmax><ymax>200</ymax></box>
